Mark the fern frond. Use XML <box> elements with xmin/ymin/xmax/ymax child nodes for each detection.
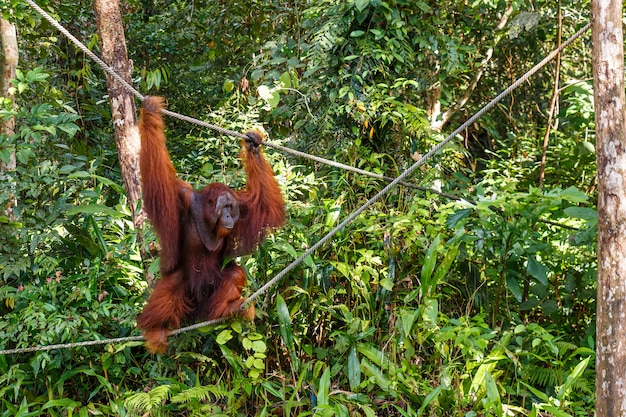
<box><xmin>526</xmin><ymin>364</ymin><xmax>561</xmax><ymax>389</ymax></box>
<box><xmin>170</xmin><ymin>385</ymin><xmax>228</xmax><ymax>404</ymax></box>
<box><xmin>124</xmin><ymin>385</ymin><xmax>172</xmax><ymax>411</ymax></box>
<box><xmin>304</xmin><ymin>2</ymin><xmax>352</xmax><ymax>70</ymax></box>
<box><xmin>555</xmin><ymin>340</ymin><xmax>577</xmax><ymax>355</ymax></box>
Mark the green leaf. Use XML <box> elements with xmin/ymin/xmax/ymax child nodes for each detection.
<box><xmin>361</xmin><ymin>405</ymin><xmax>377</xmax><ymax>417</ymax></box>
<box><xmin>219</xmin><ymin>345</ymin><xmax>243</xmax><ymax>378</ymax></box>
<box><xmin>557</xmin><ymin>357</ymin><xmax>590</xmax><ymax>400</ymax></box>
<box><xmin>279</xmin><ymin>71</ymin><xmax>292</xmax><ymax>88</ymax></box>
<box><xmin>422</xmin><ymin>298</ymin><xmax>438</xmax><ymax>326</ymax></box>
<box><xmin>357</xmin><ymin>343</ymin><xmax>389</xmax><ymax>368</ymax></box>
<box><xmin>57</xmin><ymin>123</ymin><xmax>80</xmax><ymax>137</ymax></box>
<box><xmin>348</xmin><ymin>347</ymin><xmax>361</xmax><ymax>391</ymax></box>
<box><xmin>541</xmin><ymin>299</ymin><xmax>558</xmax><ymax>315</ymax></box>
<box><xmin>257</xmin><ymin>85</ymin><xmax>280</xmax><ymax>108</ymax></box>
<box><xmin>251</xmin><ymin>340</ymin><xmax>266</xmax><ymax>353</ymax></box>
<box><xmin>303</xmin><ymin>255</ymin><xmax>316</xmax><ymax>268</ymax></box>
<box><xmin>483</xmin><ymin>371</ymin><xmax>502</xmax><ymax>413</ymax></box>
<box><xmin>222</xmin><ymin>79</ymin><xmax>235</xmax><ymax>92</ymax></box>
<box><xmin>370</xmin><ymin>29</ymin><xmax>385</xmax><ymax>40</ymax></box>
<box><xmin>252</xmin><ymin>358</ymin><xmax>265</xmax><ymax>369</ymax></box>
<box><xmin>325</xmin><ymin>197</ymin><xmax>342</xmax><ymax>227</ymax></box>
<box><xmin>560</xmin><ymin>186</ymin><xmax>588</xmax><ymax>203</ymax></box>
<box><xmin>350</xmin><ymin>30</ymin><xmax>366</xmax><ymax>37</ymax></box>
<box><xmin>433</xmin><ymin>242</ymin><xmax>458</xmax><ymax>284</ymax></box>
<box><xmin>66</xmin><ymin>204</ymin><xmax>126</xmax><ymax>219</ymax></box>
<box><xmin>42</xmin><ymin>398</ymin><xmax>81</xmax><ymax>410</ymax></box>
<box><xmin>360</xmin><ymin>358</ymin><xmax>390</xmax><ymax>390</ymax></box>
<box><xmin>470</xmin><ymin>351</ymin><xmax>503</xmax><ymax>395</ymax></box>
<box><xmin>277</xmin><ymin>294</ymin><xmax>299</xmax><ymax>370</ymax></box>
<box><xmin>540</xmin><ymin>405</ymin><xmax>573</xmax><ymax>417</ymax></box>
<box><xmin>333</xmin><ymin>261</ymin><xmax>351</xmax><ymax>279</ymax></box>
<box><xmin>399</xmin><ymin>309</ymin><xmax>418</xmax><ymax>337</ymax></box>
<box><xmin>526</xmin><ymin>255</ymin><xmax>548</xmax><ymax>286</ymax></box>
<box><xmin>317</xmin><ymin>367</ymin><xmax>331</xmax><ymax>406</ymax></box>
<box><xmin>243</xmin><ymin>337</ymin><xmax>252</xmax><ymax>350</ymax></box>
<box><xmin>251</xmin><ymin>68</ymin><xmax>265</xmax><ymax>81</ymax></box>
<box><xmin>273</xmin><ymin>240</ymin><xmax>299</xmax><ymax>259</ymax></box>
<box><xmin>68</xmin><ymin>171</ymin><xmax>125</xmax><ymax>192</ymax></box>
<box><xmin>216</xmin><ymin>329</ymin><xmax>233</xmax><ymax>345</ymax></box>
<box><xmin>0</xmin><ymin>148</ymin><xmax>12</xmax><ymax>165</ymax></box>
<box><xmin>506</xmin><ymin>275</ymin><xmax>522</xmax><ymax>302</ymax></box>
<box><xmin>415</xmin><ymin>1</ymin><xmax>432</xmax><ymax>12</ymax></box>
<box><xmin>354</xmin><ymin>0</ymin><xmax>369</xmax><ymax>12</ymax></box>
<box><xmin>580</xmin><ymin>140</ymin><xmax>595</xmax><ymax>154</ymax></box>
<box><xmin>520</xmin><ymin>298</ymin><xmax>541</xmax><ymax>310</ymax></box>
<box><xmin>564</xmin><ymin>206</ymin><xmax>597</xmax><ymax>220</ymax></box>
<box><xmin>418</xmin><ymin>385</ymin><xmax>442</xmax><ymax>416</ymax></box>
<box><xmin>379</xmin><ymin>277</ymin><xmax>394</xmax><ymax>291</ymax></box>
<box><xmin>231</xmin><ymin>321</ymin><xmax>243</xmax><ymax>333</ymax></box>
<box><xmin>421</xmin><ymin>234</ymin><xmax>441</xmax><ymax>296</ymax></box>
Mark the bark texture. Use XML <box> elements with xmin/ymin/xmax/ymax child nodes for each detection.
<box><xmin>1</xmin><ymin>17</ymin><xmax>17</xmax><ymax>171</ymax></box>
<box><xmin>93</xmin><ymin>0</ymin><xmax>142</xmax><ymax>221</ymax></box>
<box><xmin>593</xmin><ymin>0</ymin><xmax>626</xmax><ymax>414</ymax></box>
<box><xmin>1</xmin><ymin>17</ymin><xmax>18</xmax><ymax>221</ymax></box>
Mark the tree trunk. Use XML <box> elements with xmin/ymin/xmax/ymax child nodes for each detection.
<box><xmin>1</xmin><ymin>17</ymin><xmax>18</xmax><ymax>221</ymax></box>
<box><xmin>92</xmin><ymin>0</ymin><xmax>142</xmax><ymax>223</ymax></box>
<box><xmin>93</xmin><ymin>0</ymin><xmax>150</xmax><ymax>280</ymax></box>
<box><xmin>593</xmin><ymin>0</ymin><xmax>626</xmax><ymax>414</ymax></box>
<box><xmin>1</xmin><ymin>17</ymin><xmax>17</xmax><ymax>170</ymax></box>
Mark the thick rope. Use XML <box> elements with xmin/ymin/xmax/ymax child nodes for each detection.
<box><xmin>240</xmin><ymin>21</ymin><xmax>592</xmax><ymax>307</ymax></box>
<box><xmin>24</xmin><ymin>0</ymin><xmax>142</xmax><ymax>100</ymax></box>
<box><xmin>1</xmin><ymin>3</ymin><xmax>591</xmax><ymax>355</ymax></box>
<box><xmin>26</xmin><ymin>0</ymin><xmax>439</xmax><ymax>193</ymax></box>
<box><xmin>0</xmin><ymin>336</ymin><xmax>145</xmax><ymax>355</ymax></box>
<box><xmin>0</xmin><ymin>324</ymin><xmax>226</xmax><ymax>356</ymax></box>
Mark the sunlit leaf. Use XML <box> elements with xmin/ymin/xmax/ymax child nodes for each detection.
<box><xmin>216</xmin><ymin>330</ymin><xmax>233</xmax><ymax>345</ymax></box>
<box><xmin>526</xmin><ymin>255</ymin><xmax>548</xmax><ymax>286</ymax></box>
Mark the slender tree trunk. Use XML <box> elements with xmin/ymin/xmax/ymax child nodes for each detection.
<box><xmin>1</xmin><ymin>17</ymin><xmax>18</xmax><ymax>221</ymax></box>
<box><xmin>593</xmin><ymin>0</ymin><xmax>626</xmax><ymax>414</ymax></box>
<box><xmin>92</xmin><ymin>0</ymin><xmax>149</xmax><ymax>278</ymax></box>
<box><xmin>0</xmin><ymin>18</ymin><xmax>17</xmax><ymax>146</ymax></box>
<box><xmin>92</xmin><ymin>0</ymin><xmax>142</xmax><ymax>222</ymax></box>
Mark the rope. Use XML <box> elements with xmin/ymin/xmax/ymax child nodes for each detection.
<box><xmin>3</xmin><ymin>2</ymin><xmax>591</xmax><ymax>355</ymax></box>
<box><xmin>164</xmin><ymin>109</ymin><xmax>440</xmax><ymax>191</ymax></box>
<box><xmin>0</xmin><ymin>335</ymin><xmax>145</xmax><ymax>355</ymax></box>
<box><xmin>25</xmin><ymin>0</ymin><xmax>142</xmax><ymax>100</ymax></box>
<box><xmin>26</xmin><ymin>0</ymin><xmax>440</xmax><ymax>193</ymax></box>
<box><xmin>239</xmin><ymin>21</ymin><xmax>592</xmax><ymax>307</ymax></box>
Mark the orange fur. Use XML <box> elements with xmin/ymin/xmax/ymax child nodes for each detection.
<box><xmin>205</xmin><ymin>265</ymin><xmax>254</xmax><ymax>319</ymax></box>
<box><xmin>136</xmin><ymin>96</ymin><xmax>284</xmax><ymax>354</ymax></box>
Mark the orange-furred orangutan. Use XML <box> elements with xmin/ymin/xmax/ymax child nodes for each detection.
<box><xmin>136</xmin><ymin>96</ymin><xmax>285</xmax><ymax>354</ymax></box>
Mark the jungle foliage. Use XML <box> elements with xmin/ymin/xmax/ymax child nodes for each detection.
<box><xmin>0</xmin><ymin>0</ymin><xmax>596</xmax><ymax>415</ymax></box>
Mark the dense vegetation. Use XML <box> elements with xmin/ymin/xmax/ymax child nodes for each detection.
<box><xmin>0</xmin><ymin>0</ymin><xmax>596</xmax><ymax>415</ymax></box>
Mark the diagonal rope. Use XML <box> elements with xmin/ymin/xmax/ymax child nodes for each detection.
<box><xmin>24</xmin><ymin>0</ymin><xmax>142</xmax><ymax>99</ymax></box>
<box><xmin>25</xmin><ymin>0</ymin><xmax>438</xmax><ymax>193</ymax></box>
<box><xmin>1</xmin><ymin>2</ymin><xmax>591</xmax><ymax>355</ymax></box>
<box><xmin>238</xmin><ymin>22</ymin><xmax>593</xmax><ymax>308</ymax></box>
